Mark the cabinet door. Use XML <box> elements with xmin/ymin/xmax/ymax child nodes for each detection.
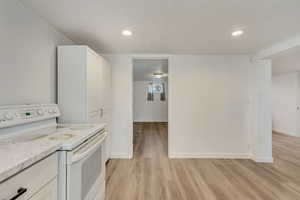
<box><xmin>87</xmin><ymin>49</ymin><xmax>102</xmax><ymax>116</ymax></box>
<box><xmin>87</xmin><ymin>52</ymin><xmax>110</xmax><ymax>123</ymax></box>
<box><xmin>102</xmin><ymin>58</ymin><xmax>112</xmax><ymax>114</ymax></box>
<box><xmin>99</xmin><ymin>57</ymin><xmax>111</xmax><ymax>123</ymax></box>
<box><xmin>97</xmin><ymin>55</ymin><xmax>107</xmax><ymax>123</ymax></box>
<box><xmin>30</xmin><ymin>179</ymin><xmax>57</xmax><ymax>200</ymax></box>
<box><xmin>102</xmin><ymin>59</ymin><xmax>112</xmax><ymax>161</ymax></box>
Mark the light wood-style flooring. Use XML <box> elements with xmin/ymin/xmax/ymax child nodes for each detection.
<box><xmin>106</xmin><ymin>123</ymin><xmax>300</xmax><ymax>200</ymax></box>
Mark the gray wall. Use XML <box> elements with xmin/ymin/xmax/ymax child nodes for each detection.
<box><xmin>0</xmin><ymin>0</ymin><xmax>74</xmax><ymax>105</ymax></box>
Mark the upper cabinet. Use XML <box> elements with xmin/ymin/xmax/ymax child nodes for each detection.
<box><xmin>57</xmin><ymin>46</ymin><xmax>111</xmax><ymax>124</ymax></box>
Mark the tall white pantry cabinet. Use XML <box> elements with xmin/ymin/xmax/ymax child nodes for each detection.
<box><xmin>57</xmin><ymin>45</ymin><xmax>111</xmax><ymax>161</ymax></box>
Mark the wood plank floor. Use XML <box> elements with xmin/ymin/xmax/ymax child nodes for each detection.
<box><xmin>106</xmin><ymin>123</ymin><xmax>300</xmax><ymax>200</ymax></box>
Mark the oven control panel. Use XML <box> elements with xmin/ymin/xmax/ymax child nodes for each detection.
<box><xmin>0</xmin><ymin>104</ymin><xmax>60</xmax><ymax>128</ymax></box>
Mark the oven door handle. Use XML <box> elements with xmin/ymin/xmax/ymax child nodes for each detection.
<box><xmin>71</xmin><ymin>132</ymin><xmax>107</xmax><ymax>164</ymax></box>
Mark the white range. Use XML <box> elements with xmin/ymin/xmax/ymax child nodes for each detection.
<box><xmin>0</xmin><ymin>104</ymin><xmax>107</xmax><ymax>200</ymax></box>
<box><xmin>56</xmin><ymin>123</ymin><xmax>107</xmax><ymax>200</ymax></box>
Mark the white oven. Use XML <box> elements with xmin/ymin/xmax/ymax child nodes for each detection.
<box><xmin>59</xmin><ymin>130</ymin><xmax>107</xmax><ymax>200</ymax></box>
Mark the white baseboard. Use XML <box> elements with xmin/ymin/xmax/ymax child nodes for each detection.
<box><xmin>169</xmin><ymin>153</ymin><xmax>251</xmax><ymax>159</ymax></box>
<box><xmin>133</xmin><ymin>120</ymin><xmax>168</xmax><ymax>122</ymax></box>
<box><xmin>252</xmin><ymin>157</ymin><xmax>274</xmax><ymax>163</ymax></box>
<box><xmin>273</xmin><ymin>128</ymin><xmax>299</xmax><ymax>137</ymax></box>
<box><xmin>110</xmin><ymin>153</ymin><xmax>131</xmax><ymax>159</ymax></box>
<box><xmin>111</xmin><ymin>153</ymin><xmax>273</xmax><ymax>163</ymax></box>
<box><xmin>169</xmin><ymin>153</ymin><xmax>274</xmax><ymax>163</ymax></box>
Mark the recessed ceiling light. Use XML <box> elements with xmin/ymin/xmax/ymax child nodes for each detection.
<box><xmin>122</xmin><ymin>30</ymin><xmax>132</xmax><ymax>36</ymax></box>
<box><xmin>232</xmin><ymin>30</ymin><xmax>244</xmax><ymax>37</ymax></box>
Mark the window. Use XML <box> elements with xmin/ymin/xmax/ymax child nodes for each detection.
<box><xmin>147</xmin><ymin>82</ymin><xmax>166</xmax><ymax>101</ymax></box>
<box><xmin>152</xmin><ymin>83</ymin><xmax>163</xmax><ymax>93</ymax></box>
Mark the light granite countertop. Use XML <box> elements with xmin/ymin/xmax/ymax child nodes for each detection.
<box><xmin>0</xmin><ymin>138</ymin><xmax>61</xmax><ymax>183</ymax></box>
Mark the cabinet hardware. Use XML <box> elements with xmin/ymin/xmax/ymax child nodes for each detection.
<box><xmin>9</xmin><ymin>188</ymin><xmax>27</xmax><ymax>200</ymax></box>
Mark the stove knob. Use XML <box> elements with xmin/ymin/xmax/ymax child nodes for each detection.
<box><xmin>37</xmin><ymin>109</ymin><xmax>44</xmax><ymax>116</ymax></box>
<box><xmin>4</xmin><ymin>113</ymin><xmax>13</xmax><ymax>120</ymax></box>
<box><xmin>48</xmin><ymin>109</ymin><xmax>55</xmax><ymax>114</ymax></box>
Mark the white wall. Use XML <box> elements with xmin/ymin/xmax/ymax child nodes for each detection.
<box><xmin>272</xmin><ymin>73</ymin><xmax>300</xmax><ymax>137</ymax></box>
<box><xmin>169</xmin><ymin>56</ymin><xmax>272</xmax><ymax>162</ymax></box>
<box><xmin>105</xmin><ymin>55</ymin><xmax>133</xmax><ymax>158</ymax></box>
<box><xmin>169</xmin><ymin>56</ymin><xmax>251</xmax><ymax>158</ymax></box>
<box><xmin>107</xmin><ymin>54</ymin><xmax>272</xmax><ymax>162</ymax></box>
<box><xmin>133</xmin><ymin>81</ymin><xmax>168</xmax><ymax>122</ymax></box>
<box><xmin>246</xmin><ymin>59</ymin><xmax>272</xmax><ymax>162</ymax></box>
<box><xmin>0</xmin><ymin>0</ymin><xmax>74</xmax><ymax>105</ymax></box>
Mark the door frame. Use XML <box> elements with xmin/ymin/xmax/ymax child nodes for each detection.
<box><xmin>131</xmin><ymin>55</ymin><xmax>171</xmax><ymax>158</ymax></box>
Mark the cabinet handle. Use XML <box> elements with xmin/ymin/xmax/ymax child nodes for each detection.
<box><xmin>9</xmin><ymin>188</ymin><xmax>27</xmax><ymax>200</ymax></box>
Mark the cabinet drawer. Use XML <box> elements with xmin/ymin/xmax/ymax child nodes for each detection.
<box><xmin>30</xmin><ymin>178</ymin><xmax>57</xmax><ymax>200</ymax></box>
<box><xmin>0</xmin><ymin>153</ymin><xmax>58</xmax><ymax>200</ymax></box>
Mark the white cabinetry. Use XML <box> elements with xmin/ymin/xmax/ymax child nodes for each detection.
<box><xmin>58</xmin><ymin>45</ymin><xmax>111</xmax><ymax>161</ymax></box>
<box><xmin>30</xmin><ymin>179</ymin><xmax>57</xmax><ymax>200</ymax></box>
<box><xmin>0</xmin><ymin>153</ymin><xmax>58</xmax><ymax>200</ymax></box>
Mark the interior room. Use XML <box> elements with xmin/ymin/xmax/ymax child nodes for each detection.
<box><xmin>271</xmin><ymin>46</ymin><xmax>300</xmax><ymax>175</ymax></box>
<box><xmin>1</xmin><ymin>0</ymin><xmax>300</xmax><ymax>199</ymax></box>
<box><xmin>133</xmin><ymin>59</ymin><xmax>168</xmax><ymax>158</ymax></box>
<box><xmin>272</xmin><ymin>47</ymin><xmax>300</xmax><ymax>137</ymax></box>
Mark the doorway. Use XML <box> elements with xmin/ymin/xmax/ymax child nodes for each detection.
<box><xmin>271</xmin><ymin>46</ymin><xmax>300</xmax><ymax>169</ymax></box>
<box><xmin>132</xmin><ymin>58</ymin><xmax>169</xmax><ymax>158</ymax></box>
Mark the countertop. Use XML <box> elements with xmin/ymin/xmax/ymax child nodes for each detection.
<box><xmin>0</xmin><ymin>137</ymin><xmax>61</xmax><ymax>183</ymax></box>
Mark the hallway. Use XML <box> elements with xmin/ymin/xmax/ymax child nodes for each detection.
<box><xmin>106</xmin><ymin>123</ymin><xmax>300</xmax><ymax>200</ymax></box>
<box><xmin>133</xmin><ymin>122</ymin><xmax>168</xmax><ymax>159</ymax></box>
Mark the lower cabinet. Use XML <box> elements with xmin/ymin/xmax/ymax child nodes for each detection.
<box><xmin>0</xmin><ymin>153</ymin><xmax>58</xmax><ymax>200</ymax></box>
<box><xmin>30</xmin><ymin>179</ymin><xmax>57</xmax><ymax>200</ymax></box>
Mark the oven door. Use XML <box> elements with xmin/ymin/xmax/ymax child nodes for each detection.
<box><xmin>67</xmin><ymin>131</ymin><xmax>107</xmax><ymax>200</ymax></box>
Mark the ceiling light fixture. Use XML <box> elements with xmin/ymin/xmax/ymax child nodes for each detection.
<box><xmin>122</xmin><ymin>30</ymin><xmax>132</xmax><ymax>36</ymax></box>
<box><xmin>153</xmin><ymin>72</ymin><xmax>165</xmax><ymax>79</ymax></box>
<box><xmin>231</xmin><ymin>30</ymin><xmax>244</xmax><ymax>37</ymax></box>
